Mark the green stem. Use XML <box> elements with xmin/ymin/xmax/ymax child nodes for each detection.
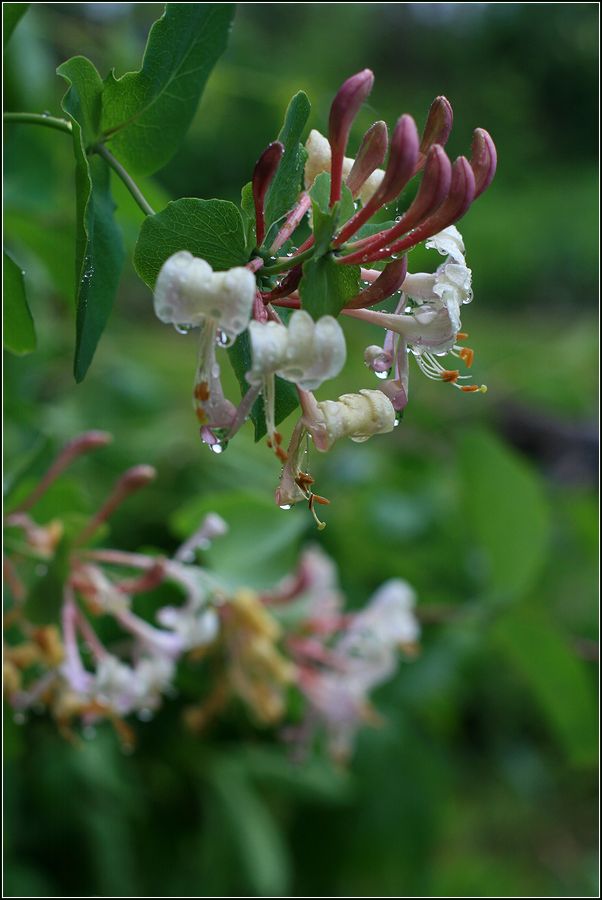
<box><xmin>4</xmin><ymin>111</ymin><xmax>155</xmax><ymax>218</ymax></box>
<box><xmin>93</xmin><ymin>143</ymin><xmax>155</xmax><ymax>217</ymax></box>
<box><xmin>4</xmin><ymin>111</ymin><xmax>72</xmax><ymax>135</ymax></box>
<box><xmin>262</xmin><ymin>247</ymin><xmax>315</xmax><ymax>275</ymax></box>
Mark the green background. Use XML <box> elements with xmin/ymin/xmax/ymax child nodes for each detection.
<box><xmin>4</xmin><ymin>3</ymin><xmax>598</xmax><ymax>897</ymax></box>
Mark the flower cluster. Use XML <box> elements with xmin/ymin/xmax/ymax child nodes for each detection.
<box><xmin>4</xmin><ymin>433</ymin><xmax>420</xmax><ymax>759</ymax></box>
<box><xmin>153</xmin><ymin>70</ymin><xmax>496</xmax><ymax>526</ymax></box>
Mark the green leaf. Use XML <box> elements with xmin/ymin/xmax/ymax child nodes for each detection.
<box><xmin>171</xmin><ymin>490</ymin><xmax>307</xmax><ymax>590</ymax></box>
<box><xmin>227</xmin><ymin>330</ymin><xmax>299</xmax><ymax>442</ymax></box>
<box><xmin>101</xmin><ymin>3</ymin><xmax>235</xmax><ymax>176</ymax></box>
<box><xmin>457</xmin><ymin>428</ymin><xmax>550</xmax><ymax>599</ymax></box>
<box><xmin>206</xmin><ymin>758</ymin><xmax>291</xmax><ymax>897</ymax></box>
<box><xmin>494</xmin><ymin>607</ymin><xmax>597</xmax><ymax>767</ymax></box>
<box><xmin>57</xmin><ymin>57</ymin><xmax>125</xmax><ymax>382</ymax></box>
<box><xmin>134</xmin><ymin>198</ymin><xmax>248</xmax><ymax>289</ymax></box>
<box><xmin>240</xmin><ymin>181</ymin><xmax>256</xmax><ymax>254</ymax></box>
<box><xmin>299</xmin><ymin>254</ymin><xmax>360</xmax><ymax>318</ymax></box>
<box><xmin>264</xmin><ymin>91</ymin><xmax>310</xmax><ymax>235</ymax></box>
<box><xmin>3</xmin><ymin>3</ymin><xmax>29</xmax><ymax>48</ymax></box>
<box><xmin>3</xmin><ymin>250</ymin><xmax>36</xmax><ymax>354</ymax></box>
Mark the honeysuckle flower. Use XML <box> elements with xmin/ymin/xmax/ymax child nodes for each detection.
<box><xmin>302</xmin><ymin>388</ymin><xmax>397</xmax><ymax>452</ymax></box>
<box><xmin>337</xmin><ymin>579</ymin><xmax>420</xmax><ymax>685</ymax></box>
<box><xmin>304</xmin><ymin>129</ymin><xmax>385</xmax><ymax>206</ymax></box>
<box><xmin>154</xmin><ymin>251</ymin><xmax>255</xmax><ymax>438</ymax></box>
<box><xmin>154</xmin><ymin>251</ymin><xmax>255</xmax><ymax>336</ymax></box>
<box><xmin>156</xmin><ymin>600</ymin><xmax>219</xmax><ymax>650</ymax></box>
<box><xmin>221</xmin><ymin>588</ymin><xmax>297</xmax><ymax>724</ymax></box>
<box><xmin>89</xmin><ymin>654</ymin><xmax>175</xmax><ymax>717</ymax></box>
<box><xmin>291</xmin><ymin>578</ymin><xmax>420</xmax><ymax>760</ymax></box>
<box><xmin>246</xmin><ymin>310</ymin><xmax>346</xmax><ymax>455</ymax></box>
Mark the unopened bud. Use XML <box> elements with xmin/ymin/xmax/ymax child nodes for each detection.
<box><xmin>375</xmin><ymin>115</ymin><xmax>420</xmax><ymax>205</ymax></box>
<box><xmin>307</xmin><ymin>389</ymin><xmax>396</xmax><ymax>451</ymax></box>
<box><xmin>346</xmin><ymin>120</ymin><xmax>388</xmax><ymax>197</ymax></box>
<box><xmin>328</xmin><ymin>69</ymin><xmax>374</xmax><ymax>205</ymax></box>
<box><xmin>252</xmin><ymin>141</ymin><xmax>285</xmax><ymax>247</ymax></box>
<box><xmin>345</xmin><ymin>257</ymin><xmax>407</xmax><ymax>309</ymax></box>
<box><xmin>419</xmin><ymin>96</ymin><xmax>453</xmax><ymax>154</ymax></box>
<box><xmin>470</xmin><ymin>128</ymin><xmax>497</xmax><ymax>198</ymax></box>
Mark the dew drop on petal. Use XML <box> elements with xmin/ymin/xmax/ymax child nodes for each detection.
<box><xmin>279</xmin><ymin>504</ymin><xmax>292</xmax><ymax>510</ymax></box>
<box><xmin>174</xmin><ymin>323</ymin><xmax>192</xmax><ymax>335</ymax></box>
<box><xmin>210</xmin><ymin>444</ymin><xmax>223</xmax><ymax>455</ymax></box>
<box><xmin>375</xmin><ymin>371</ymin><xmax>388</xmax><ymax>380</ymax></box>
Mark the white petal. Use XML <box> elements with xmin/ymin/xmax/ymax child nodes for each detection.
<box><xmin>154</xmin><ymin>252</ymin><xmax>254</xmax><ymax>336</ymax></box>
<box><xmin>425</xmin><ymin>225</ymin><xmax>466</xmax><ymax>265</ymax></box>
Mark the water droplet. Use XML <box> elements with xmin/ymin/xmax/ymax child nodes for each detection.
<box><xmin>180</xmin><ymin>549</ymin><xmax>195</xmax><ymax>563</ymax></box>
<box><xmin>394</xmin><ymin>418</ymin><xmax>400</xmax><ymax>427</ymax></box>
<box><xmin>210</xmin><ymin>444</ymin><xmax>223</xmax><ymax>455</ymax></box>
<box><xmin>13</xmin><ymin>712</ymin><xmax>27</xmax><ymax>725</ymax></box>
<box><xmin>375</xmin><ymin>371</ymin><xmax>388</xmax><ymax>380</ymax></box>
<box><xmin>279</xmin><ymin>504</ymin><xmax>292</xmax><ymax>510</ymax></box>
<box><xmin>216</xmin><ymin>330</ymin><xmax>234</xmax><ymax>348</ymax></box>
<box><xmin>137</xmin><ymin>708</ymin><xmax>153</xmax><ymax>722</ymax></box>
<box><xmin>174</xmin><ymin>323</ymin><xmax>192</xmax><ymax>335</ymax></box>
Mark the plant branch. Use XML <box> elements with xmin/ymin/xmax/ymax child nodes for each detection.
<box><xmin>4</xmin><ymin>111</ymin><xmax>72</xmax><ymax>135</ymax></box>
<box><xmin>93</xmin><ymin>143</ymin><xmax>156</xmax><ymax>217</ymax></box>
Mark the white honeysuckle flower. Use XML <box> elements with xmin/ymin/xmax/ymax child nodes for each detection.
<box><xmin>91</xmin><ymin>654</ymin><xmax>175</xmax><ymax>716</ymax></box>
<box><xmin>246</xmin><ymin>310</ymin><xmax>346</xmax><ymax>452</ymax></box>
<box><xmin>341</xmin><ymin>579</ymin><xmax>420</xmax><ymax>667</ymax></box>
<box><xmin>156</xmin><ymin>604</ymin><xmax>219</xmax><ymax>650</ymax></box>
<box><xmin>154</xmin><ymin>252</ymin><xmax>254</xmax><ymax>439</ymax></box>
<box><xmin>425</xmin><ymin>224</ymin><xmax>466</xmax><ymax>265</ymax></box>
<box><xmin>304</xmin><ymin>129</ymin><xmax>385</xmax><ymax>206</ymax></box>
<box><xmin>154</xmin><ymin>251</ymin><xmax>255</xmax><ymax>338</ymax></box>
<box><xmin>305</xmin><ymin>388</ymin><xmax>396</xmax><ymax>451</ymax></box>
<box><xmin>246</xmin><ymin>310</ymin><xmax>346</xmax><ymax>391</ymax></box>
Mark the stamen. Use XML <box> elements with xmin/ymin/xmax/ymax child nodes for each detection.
<box><xmin>459</xmin><ymin>347</ymin><xmax>474</xmax><ymax>368</ymax></box>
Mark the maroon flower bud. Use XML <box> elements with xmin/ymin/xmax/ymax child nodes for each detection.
<box><xmin>385</xmin><ymin>155</ymin><xmax>475</xmax><ymax>256</ymax></box>
<box><xmin>344</xmin><ymin>257</ymin><xmax>408</xmax><ymax>309</ymax></box>
<box><xmin>344</xmin><ymin>145</ymin><xmax>453</xmax><ymax>263</ymax></box>
<box><xmin>470</xmin><ymin>128</ymin><xmax>497</xmax><ymax>198</ymax></box>
<box><xmin>346</xmin><ymin>120</ymin><xmax>388</xmax><ymax>197</ymax></box>
<box><xmin>374</xmin><ymin>114</ymin><xmax>420</xmax><ymax>205</ymax></box>
<box><xmin>333</xmin><ymin>115</ymin><xmax>419</xmax><ymax>248</ymax></box>
<box><xmin>328</xmin><ymin>69</ymin><xmax>374</xmax><ymax>206</ymax></box>
<box><xmin>252</xmin><ymin>141</ymin><xmax>285</xmax><ymax>247</ymax></box>
<box><xmin>419</xmin><ymin>96</ymin><xmax>453</xmax><ymax>155</ymax></box>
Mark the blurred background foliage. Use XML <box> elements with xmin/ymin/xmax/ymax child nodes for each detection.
<box><xmin>4</xmin><ymin>3</ymin><xmax>598</xmax><ymax>897</ymax></box>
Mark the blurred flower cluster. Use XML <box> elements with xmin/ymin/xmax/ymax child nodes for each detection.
<box><xmin>4</xmin><ymin>433</ymin><xmax>419</xmax><ymax>759</ymax></box>
<box><xmin>153</xmin><ymin>69</ymin><xmax>496</xmax><ymax>526</ymax></box>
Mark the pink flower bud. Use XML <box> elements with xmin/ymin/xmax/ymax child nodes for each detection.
<box><xmin>344</xmin><ymin>257</ymin><xmax>408</xmax><ymax>310</ymax></box>
<box><xmin>343</xmin><ymin>145</ymin><xmax>453</xmax><ymax>264</ymax></box>
<box><xmin>333</xmin><ymin>115</ymin><xmax>419</xmax><ymax>248</ymax></box>
<box><xmin>374</xmin><ymin>114</ymin><xmax>420</xmax><ymax>205</ymax></box>
<box><xmin>328</xmin><ymin>69</ymin><xmax>374</xmax><ymax>205</ymax></box>
<box><xmin>470</xmin><ymin>128</ymin><xmax>497</xmax><ymax>198</ymax></box>
<box><xmin>252</xmin><ymin>141</ymin><xmax>285</xmax><ymax>247</ymax></box>
<box><xmin>378</xmin><ymin>156</ymin><xmax>475</xmax><ymax>258</ymax></box>
<box><xmin>346</xmin><ymin>120</ymin><xmax>388</xmax><ymax>196</ymax></box>
<box><xmin>419</xmin><ymin>96</ymin><xmax>453</xmax><ymax>155</ymax></box>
